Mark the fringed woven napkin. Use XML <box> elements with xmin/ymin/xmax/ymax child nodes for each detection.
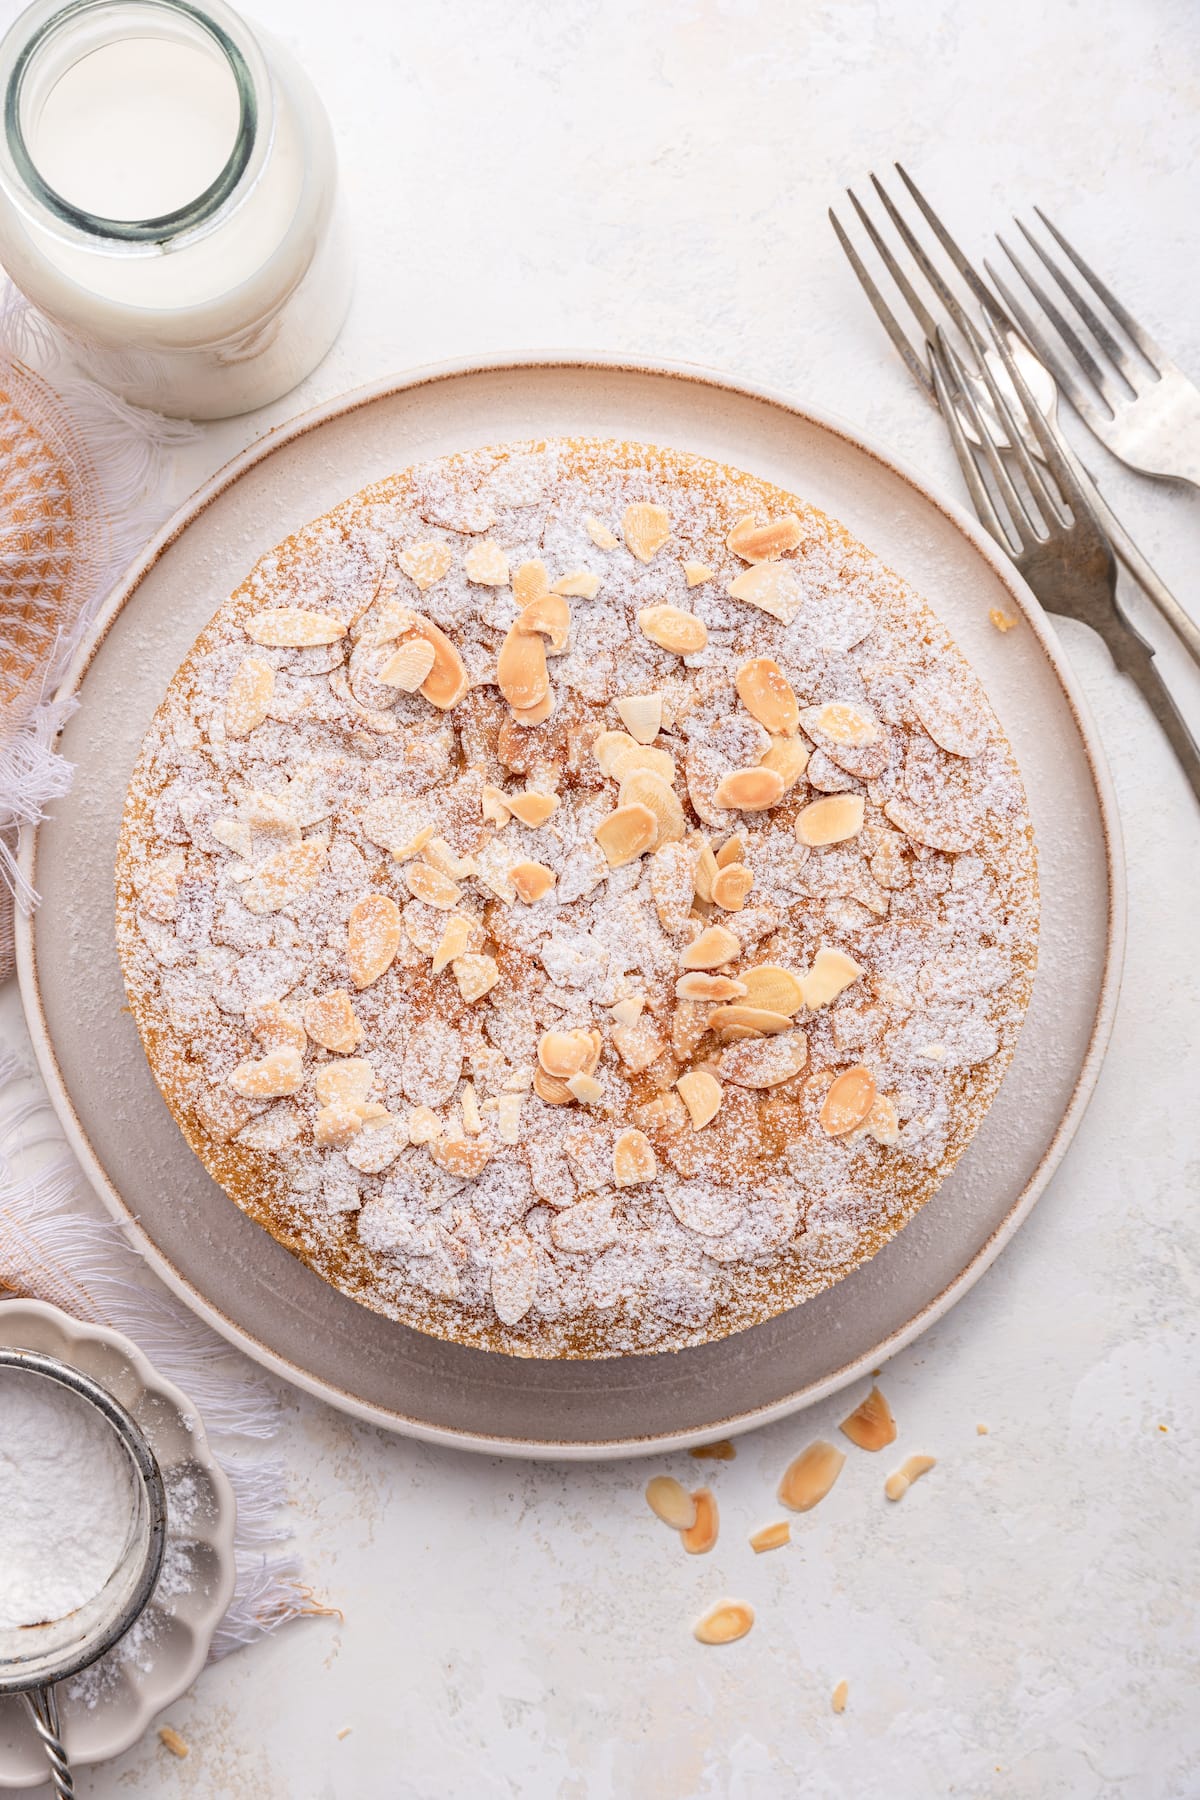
<box><xmin>1</xmin><ymin>289</ymin><xmax>319</xmax><ymax>1662</ymax></box>
<box><xmin>0</xmin><ymin>287</ymin><xmax>192</xmax><ymax>974</ymax></box>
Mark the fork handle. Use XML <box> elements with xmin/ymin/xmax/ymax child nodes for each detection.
<box><xmin>1057</xmin><ymin>439</ymin><xmax>1200</xmax><ymax>671</ymax></box>
<box><xmin>1095</xmin><ymin>619</ymin><xmax>1200</xmax><ymax>803</ymax></box>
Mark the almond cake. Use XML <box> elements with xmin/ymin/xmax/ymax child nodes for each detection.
<box><xmin>114</xmin><ymin>438</ymin><xmax>1038</xmax><ymax>1357</ymax></box>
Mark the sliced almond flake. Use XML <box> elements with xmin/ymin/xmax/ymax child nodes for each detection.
<box><xmin>832</xmin><ymin>1681</ymin><xmax>849</xmax><ymax>1714</ymax></box>
<box><xmin>726</xmin><ymin>563</ymin><xmax>804</xmax><ymax>625</ymax></box>
<box><xmin>506</xmin><ymin>790</ymin><xmax>559</xmax><ymax>826</ymax></box>
<box><xmin>585</xmin><ymin>515</ymin><xmax>619</xmax><ymax>550</ymax></box>
<box><xmin>314</xmin><ymin>1102</ymin><xmax>364</xmax><ymax>1149</ymax></box>
<box><xmin>795</xmin><ymin>794</ymin><xmax>865</xmax><ymax>848</ymax></box>
<box><xmin>611</xmin><ymin>1016</ymin><xmax>666</xmax><ymax>1074</ymax></box>
<box><xmin>613</xmin><ymin>1127</ymin><xmax>657</xmax><ymax>1186</ymax></box>
<box><xmin>819</xmin><ymin>1064</ymin><xmax>876</xmax><ymax>1136</ymax></box>
<box><xmin>637</xmin><ymin>604</ymin><xmax>707</xmax><ymax>655</ymax></box>
<box><xmin>619</xmin><ymin>769</ymin><xmax>685</xmax><ymax>847</ymax></box>
<box><xmin>990</xmin><ymin>607</ymin><xmax>1017</xmax><ymax>633</ymax></box>
<box><xmin>714</xmin><ymin>767</ymin><xmax>784</xmax><ymax>812</ymax></box>
<box><xmin>720</xmin><ymin>1031</ymin><xmax>808</xmax><ymax>1089</ymax></box>
<box><xmin>463</xmin><ymin>540</ymin><xmax>510</xmax><ymax>585</ymax></box>
<box><xmin>481</xmin><ymin>785</ymin><xmax>512</xmax><ymax>826</ymax></box>
<box><xmin>551</xmin><ymin>570</ymin><xmax>602</xmax><ymax>599</ymax></box>
<box><xmin>509</xmin><ymin>860</ymin><xmax>556</xmax><ymax>903</ymax></box>
<box><xmin>711</xmin><ymin>864</ymin><xmax>754</xmax><ymax>911</ymax></box>
<box><xmin>761</xmin><ymin>734</ymin><xmax>809</xmax><ymax>791</ymax></box>
<box><xmin>397</xmin><ymin>541</ymin><xmax>453</xmax><ymax>591</ymax></box>
<box><xmin>615</xmin><ymin>692</ymin><xmax>662</xmax><ymax>744</ymax></box>
<box><xmin>803</xmin><ymin>700</ymin><xmax>881</xmax><ymax>748</ymax></box>
<box><xmin>245</xmin><ymin>607</ymin><xmax>347</xmax><ymax>647</ymax></box>
<box><xmin>491</xmin><ymin>1233</ymin><xmax>539</xmax><ymax>1325</ymax></box>
<box><xmin>512</xmin><ymin>559</ymin><xmax>551</xmax><ymax>608</ymax></box>
<box><xmin>225</xmin><ymin>657</ymin><xmax>275</xmax><ymax>738</ymax></box>
<box><xmin>497</xmin><ymin>623</ymin><xmax>550</xmax><ymax>709</ymax></box>
<box><xmin>650</xmin><ymin>839</ymin><xmax>701</xmax><ymax>934</ymax></box>
<box><xmin>738</xmin><ymin>965</ymin><xmax>805</xmax><ymax>1016</ymax></box>
<box><xmin>593</xmin><ymin>729</ymin><xmax>642</xmax><ymax>778</ymax></box>
<box><xmin>645</xmin><ymin>1475</ymin><xmax>697</xmax><ymax>1531</ymax></box>
<box><xmin>516</xmin><ymin>592</ymin><xmax>570</xmax><ymax>653</ymax></box>
<box><xmin>595</xmin><ymin>803</ymin><xmax>657</xmax><ymax>867</ymax></box>
<box><xmin>496</xmin><ymin>1091</ymin><xmax>523</xmax><ymax>1144</ymax></box>
<box><xmin>778</xmin><ymin>1440</ymin><xmax>846</xmax><ymax>1511</ymax></box>
<box><xmin>459</xmin><ymin>1083</ymin><xmax>483</xmax><ymax>1135</ymax></box>
<box><xmin>682</xmin><ymin>1487</ymin><xmax>719</xmax><ymax>1554</ymax></box>
<box><xmin>610</xmin><ymin>994</ymin><xmax>645</xmax><ymax>1026</ymax></box>
<box><xmin>360</xmin><ymin>795</ymin><xmax>433</xmax><ymax>858</ymax></box>
<box><xmin>300</xmin><ymin>991</ymin><xmax>362</xmax><ymax>1055</ymax></box>
<box><xmin>707</xmin><ymin>1004</ymin><xmax>793</xmax><ymax>1037</ymax></box>
<box><xmin>749</xmin><ymin>1521</ymin><xmax>791</xmax><ymax>1553</ymax></box>
<box><xmin>375</xmin><ymin>637</ymin><xmax>436</xmax><ymax>692</ymax></box>
<box><xmin>407</xmin><ymin>1105</ymin><xmax>443</xmax><ymax>1144</ymax></box>
<box><xmin>347</xmin><ymin>892</ymin><xmax>402</xmax><ymax>988</ymax></box>
<box><xmin>404</xmin><ymin>861</ymin><xmax>462</xmax><ymax>910</ymax></box>
<box><xmin>245</xmin><ymin>999</ymin><xmax>307</xmax><ymax>1054</ymax></box>
<box><xmin>727</xmin><ymin>511</ymin><xmax>804</xmax><ymax>563</ymax></box>
<box><xmin>452</xmin><ymin>953</ymin><xmax>500</xmax><ymax>1002</ymax></box>
<box><xmin>839</xmin><ymin>1384</ymin><xmax>897</xmax><ymax>1451</ymax></box>
<box><xmin>683</xmin><ymin>560</ymin><xmax>714</xmax><ymax>587</ymax></box>
<box><xmin>735</xmin><ymin>657</ymin><xmax>799</xmax><ymax>736</ymax></box>
<box><xmin>693</xmin><ymin>1602</ymin><xmax>754</xmax><ymax>1646</ymax></box>
<box><xmin>680</xmin><ymin>924</ymin><xmax>739</xmax><ymax>969</ymax></box>
<box><xmin>385</xmin><ymin>617</ymin><xmax>469</xmax><ymax>710</ymax></box>
<box><xmin>676</xmin><ymin>1069</ymin><xmax>722</xmax><ymax>1129</ymax></box>
<box><xmin>228</xmin><ymin>1047</ymin><xmax>304</xmax><ymax>1099</ymax></box>
<box><xmin>429</xmin><ymin>1133</ymin><xmax>492</xmax><ymax>1179</ymax></box>
<box><xmin>622</xmin><ymin>503</ymin><xmax>671</xmax><ymax>563</ymax></box>
<box><xmin>801</xmin><ymin>947</ymin><xmax>864</xmax><ymax>1010</ymax></box>
<box><xmin>565</xmin><ymin>1071</ymin><xmax>603</xmax><ymax>1104</ymax></box>
<box><xmin>912</xmin><ymin>667</ymin><xmax>991</xmax><ymax>758</ymax></box>
<box><xmin>313</xmin><ymin>1058</ymin><xmax>374</xmax><ymax>1108</ymax></box>
<box><xmin>432</xmin><ymin>914</ymin><xmax>474</xmax><ymax>974</ymax></box>
<box><xmin>675</xmin><ymin>972</ymin><xmax>746</xmax><ymax>1002</ymax></box>
<box><xmin>241</xmin><ymin>840</ymin><xmax>327</xmax><ymax>914</ymax></box>
<box><xmin>885</xmin><ymin>1453</ymin><xmax>937</xmax><ymax>1501</ymax></box>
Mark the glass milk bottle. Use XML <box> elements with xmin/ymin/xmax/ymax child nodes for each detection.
<box><xmin>0</xmin><ymin>0</ymin><xmax>352</xmax><ymax>418</ymax></box>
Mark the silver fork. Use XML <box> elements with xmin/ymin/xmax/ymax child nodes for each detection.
<box><xmin>988</xmin><ymin>213</ymin><xmax>1200</xmax><ymax>487</ymax></box>
<box><xmin>830</xmin><ymin>166</ymin><xmax>1200</xmax><ymax>669</ymax></box>
<box><xmin>931</xmin><ymin>313</ymin><xmax>1200</xmax><ymax>801</ymax></box>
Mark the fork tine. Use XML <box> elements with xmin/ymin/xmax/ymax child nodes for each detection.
<box><xmin>928</xmin><ymin>337</ymin><xmax>1014</xmax><ymax>556</ymax></box>
<box><xmin>893</xmin><ymin>163</ymin><xmax>997</xmax><ymax>315</ymax></box>
<box><xmin>968</xmin><ymin>320</ymin><xmax>1065</xmax><ymax>525</ymax></box>
<box><xmin>981</xmin><ymin>255</ymin><xmax>1111</xmax><ymax>436</ymax></box>
<box><xmin>845</xmin><ymin>188</ymin><xmax>940</xmax><ymax>345</ymax></box>
<box><xmin>1033</xmin><ymin>207</ymin><xmax>1166</xmax><ymax>371</ymax></box>
<box><xmin>829</xmin><ymin>204</ymin><xmax>933</xmax><ymax>398</ymax></box>
<box><xmin>981</xmin><ymin>306</ymin><xmax>1097</xmax><ymax>528</ymax></box>
<box><xmin>937</xmin><ymin>328</ymin><xmax>1036</xmax><ymax>548</ymax></box>
<box><xmin>1015</xmin><ymin>218</ymin><xmax>1142</xmax><ymax>391</ymax></box>
<box><xmin>868</xmin><ymin>172</ymin><xmax>986</xmax><ymax>361</ymax></box>
<box><xmin>996</xmin><ymin>232</ymin><xmax>1121</xmax><ymax>415</ymax></box>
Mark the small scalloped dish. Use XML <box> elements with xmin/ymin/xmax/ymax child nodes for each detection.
<box><xmin>0</xmin><ymin>1300</ymin><xmax>237</xmax><ymax>1788</ymax></box>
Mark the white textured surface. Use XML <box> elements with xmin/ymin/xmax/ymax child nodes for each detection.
<box><xmin>3</xmin><ymin>0</ymin><xmax>1199</xmax><ymax>1792</ymax></box>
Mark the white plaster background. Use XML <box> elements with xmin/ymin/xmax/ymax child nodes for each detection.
<box><xmin>1</xmin><ymin>0</ymin><xmax>1199</xmax><ymax>1793</ymax></box>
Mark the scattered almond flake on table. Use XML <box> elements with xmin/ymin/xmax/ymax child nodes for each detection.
<box><xmin>831</xmin><ymin>1680</ymin><xmax>849</xmax><ymax>1715</ymax></box>
<box><xmin>977</xmin><ymin>1423</ymin><xmax>990</xmax><ymax>1436</ymax></box>
<box><xmin>839</xmin><ymin>1384</ymin><xmax>897</xmax><ymax>1451</ymax></box>
<box><xmin>681</xmin><ymin>1487</ymin><xmax>719</xmax><ymax>1554</ymax></box>
<box><xmin>884</xmin><ymin>1453</ymin><xmax>937</xmax><ymax>1501</ymax></box>
<box><xmin>779</xmin><ymin>1441</ymin><xmax>846</xmax><ymax>1512</ymax></box>
<box><xmin>645</xmin><ymin>1475</ymin><xmax>698</xmax><ymax>1531</ymax></box>
<box><xmin>749</xmin><ymin>1521</ymin><xmax>791</xmax><ymax>1553</ymax></box>
<box><xmin>158</xmin><ymin>1727</ymin><xmax>189</xmax><ymax>1758</ymax></box>
<box><xmin>989</xmin><ymin>607</ymin><xmax>1018</xmax><ymax>632</ymax></box>
<box><xmin>693</xmin><ymin>1601</ymin><xmax>754</xmax><ymax>1646</ymax></box>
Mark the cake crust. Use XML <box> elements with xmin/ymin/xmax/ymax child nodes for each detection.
<box><xmin>115</xmin><ymin>439</ymin><xmax>1037</xmax><ymax>1357</ymax></box>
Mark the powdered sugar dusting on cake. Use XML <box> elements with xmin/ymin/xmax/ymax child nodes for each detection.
<box><xmin>115</xmin><ymin>439</ymin><xmax>1037</xmax><ymax>1357</ymax></box>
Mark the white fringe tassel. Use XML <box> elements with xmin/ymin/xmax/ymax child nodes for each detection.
<box><xmin>0</xmin><ymin>1040</ymin><xmax>315</xmax><ymax>1659</ymax></box>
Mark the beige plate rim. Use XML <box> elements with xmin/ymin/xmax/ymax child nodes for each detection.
<box><xmin>15</xmin><ymin>352</ymin><xmax>1125</xmax><ymax>1459</ymax></box>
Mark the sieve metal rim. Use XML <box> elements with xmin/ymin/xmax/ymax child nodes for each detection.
<box><xmin>0</xmin><ymin>1346</ymin><xmax>168</xmax><ymax>1694</ymax></box>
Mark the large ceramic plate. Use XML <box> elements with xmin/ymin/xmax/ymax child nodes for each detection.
<box><xmin>16</xmin><ymin>357</ymin><xmax>1123</xmax><ymax>1458</ymax></box>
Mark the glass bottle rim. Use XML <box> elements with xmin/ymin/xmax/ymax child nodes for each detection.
<box><xmin>0</xmin><ymin>0</ymin><xmax>272</xmax><ymax>251</ymax></box>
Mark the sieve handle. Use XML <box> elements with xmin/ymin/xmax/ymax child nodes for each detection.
<box><xmin>23</xmin><ymin>1685</ymin><xmax>74</xmax><ymax>1798</ymax></box>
